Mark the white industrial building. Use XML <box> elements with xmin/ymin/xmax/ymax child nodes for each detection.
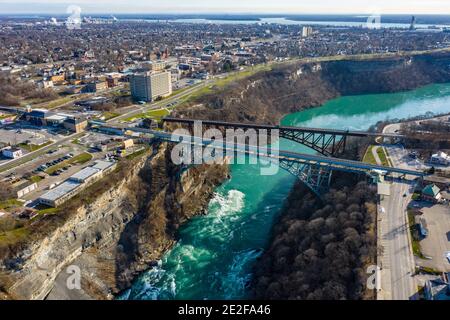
<box><xmin>2</xmin><ymin>147</ymin><xmax>23</xmax><ymax>159</ymax></box>
<box><xmin>38</xmin><ymin>160</ymin><xmax>117</xmax><ymax>207</ymax></box>
<box><xmin>430</xmin><ymin>151</ymin><xmax>450</xmax><ymax>166</ymax></box>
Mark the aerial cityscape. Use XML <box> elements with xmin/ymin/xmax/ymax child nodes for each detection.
<box><xmin>0</xmin><ymin>0</ymin><xmax>449</xmax><ymax>308</ymax></box>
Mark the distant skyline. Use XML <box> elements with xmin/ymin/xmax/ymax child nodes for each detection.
<box><xmin>1</xmin><ymin>0</ymin><xmax>450</xmax><ymax>15</ymax></box>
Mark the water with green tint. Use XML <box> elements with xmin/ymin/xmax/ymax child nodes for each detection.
<box><xmin>121</xmin><ymin>83</ymin><xmax>450</xmax><ymax>300</ymax></box>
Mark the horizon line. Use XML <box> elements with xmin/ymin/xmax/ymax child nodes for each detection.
<box><xmin>0</xmin><ymin>12</ymin><xmax>447</xmax><ymax>16</ymax></box>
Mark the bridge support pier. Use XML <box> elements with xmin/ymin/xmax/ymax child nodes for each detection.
<box><xmin>279</xmin><ymin>159</ymin><xmax>333</xmax><ymax>197</ymax></box>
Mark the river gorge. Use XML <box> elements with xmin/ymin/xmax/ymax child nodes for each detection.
<box><xmin>121</xmin><ymin>82</ymin><xmax>450</xmax><ymax>300</ymax></box>
<box><xmin>3</xmin><ymin>52</ymin><xmax>450</xmax><ymax>300</ymax></box>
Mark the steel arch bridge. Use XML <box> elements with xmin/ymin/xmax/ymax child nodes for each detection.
<box><xmin>159</xmin><ymin>118</ymin><xmax>408</xmax><ymax>196</ymax></box>
<box><xmin>106</xmin><ymin>123</ymin><xmax>424</xmax><ymax>198</ymax></box>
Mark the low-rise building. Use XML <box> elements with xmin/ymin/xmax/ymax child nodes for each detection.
<box><xmin>2</xmin><ymin>147</ymin><xmax>23</xmax><ymax>159</ymax></box>
<box><xmin>63</xmin><ymin>116</ymin><xmax>88</xmax><ymax>133</ymax></box>
<box><xmin>430</xmin><ymin>151</ymin><xmax>450</xmax><ymax>166</ymax></box>
<box><xmin>50</xmin><ymin>73</ymin><xmax>66</xmax><ymax>85</ymax></box>
<box><xmin>38</xmin><ymin>180</ymin><xmax>82</xmax><ymax>207</ymax></box>
<box><xmin>15</xmin><ymin>181</ymin><xmax>38</xmax><ymax>199</ymax></box>
<box><xmin>69</xmin><ymin>167</ymin><xmax>102</xmax><ymax>184</ymax></box>
<box><xmin>122</xmin><ymin>139</ymin><xmax>134</xmax><ymax>149</ymax></box>
<box><xmin>84</xmin><ymin>81</ymin><xmax>108</xmax><ymax>93</ymax></box>
<box><xmin>424</xmin><ymin>273</ymin><xmax>450</xmax><ymax>300</ymax></box>
<box><xmin>38</xmin><ymin>160</ymin><xmax>117</xmax><ymax>207</ymax></box>
<box><xmin>422</xmin><ymin>184</ymin><xmax>442</xmax><ymax>202</ymax></box>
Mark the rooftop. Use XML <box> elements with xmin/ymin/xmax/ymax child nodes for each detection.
<box><xmin>92</xmin><ymin>160</ymin><xmax>116</xmax><ymax>171</ymax></box>
<box><xmin>423</xmin><ymin>184</ymin><xmax>441</xmax><ymax>197</ymax></box>
<box><xmin>39</xmin><ymin>181</ymin><xmax>81</xmax><ymax>202</ymax></box>
<box><xmin>69</xmin><ymin>167</ymin><xmax>101</xmax><ymax>182</ymax></box>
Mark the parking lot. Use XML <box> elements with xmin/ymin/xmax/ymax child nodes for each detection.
<box><xmin>77</xmin><ymin>132</ymin><xmax>120</xmax><ymax>147</ymax></box>
<box><xmin>0</xmin><ymin>125</ymin><xmax>60</xmax><ymax>146</ymax></box>
<box><xmin>419</xmin><ymin>204</ymin><xmax>450</xmax><ymax>272</ymax></box>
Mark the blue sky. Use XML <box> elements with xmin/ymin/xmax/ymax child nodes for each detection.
<box><xmin>0</xmin><ymin>0</ymin><xmax>449</xmax><ymax>14</ymax></box>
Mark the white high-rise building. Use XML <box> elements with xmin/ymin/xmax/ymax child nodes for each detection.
<box><xmin>130</xmin><ymin>71</ymin><xmax>172</xmax><ymax>102</ymax></box>
<box><xmin>302</xmin><ymin>26</ymin><xmax>313</xmax><ymax>38</ymax></box>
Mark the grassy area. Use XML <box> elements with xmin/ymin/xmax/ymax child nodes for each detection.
<box><xmin>0</xmin><ymin>199</ymin><xmax>23</xmax><ymax>211</ymax></box>
<box><xmin>363</xmin><ymin>146</ymin><xmax>377</xmax><ymax>165</ymax></box>
<box><xmin>183</xmin><ymin>65</ymin><xmax>273</xmax><ymax>104</ymax></box>
<box><xmin>45</xmin><ymin>152</ymin><xmax>93</xmax><ymax>175</ymax></box>
<box><xmin>0</xmin><ymin>227</ymin><xmax>30</xmax><ymax>246</ymax></box>
<box><xmin>125</xmin><ymin>147</ymin><xmax>149</xmax><ymax>160</ymax></box>
<box><xmin>102</xmin><ymin>111</ymin><xmax>120</xmax><ymax>120</ymax></box>
<box><xmin>407</xmin><ymin>211</ymin><xmax>425</xmax><ymax>259</ymax></box>
<box><xmin>412</xmin><ymin>193</ymin><xmax>421</xmax><ymax>201</ymax></box>
<box><xmin>418</xmin><ymin>266</ymin><xmax>443</xmax><ymax>275</ymax></box>
<box><xmin>376</xmin><ymin>147</ymin><xmax>391</xmax><ymax>167</ymax></box>
<box><xmin>18</xmin><ymin>141</ymin><xmax>53</xmax><ymax>152</ymax></box>
<box><xmin>26</xmin><ymin>96</ymin><xmax>74</xmax><ymax>110</ymax></box>
<box><xmin>123</xmin><ymin>108</ymin><xmax>171</xmax><ymax>122</ymax></box>
<box><xmin>29</xmin><ymin>175</ymin><xmax>43</xmax><ymax>183</ymax></box>
<box><xmin>36</xmin><ymin>207</ymin><xmax>59</xmax><ymax>216</ymax></box>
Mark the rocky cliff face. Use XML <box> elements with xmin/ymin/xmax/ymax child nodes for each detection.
<box><xmin>176</xmin><ymin>52</ymin><xmax>450</xmax><ymax>125</ymax></box>
<box><xmin>1</xmin><ymin>144</ymin><xmax>229</xmax><ymax>300</ymax></box>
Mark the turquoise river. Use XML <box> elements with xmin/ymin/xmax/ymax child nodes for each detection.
<box><xmin>121</xmin><ymin>82</ymin><xmax>450</xmax><ymax>300</ymax></box>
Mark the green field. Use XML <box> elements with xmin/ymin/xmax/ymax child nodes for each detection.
<box><xmin>0</xmin><ymin>199</ymin><xmax>23</xmax><ymax>211</ymax></box>
<box><xmin>363</xmin><ymin>146</ymin><xmax>377</xmax><ymax>165</ymax></box>
<box><xmin>18</xmin><ymin>141</ymin><xmax>52</xmax><ymax>152</ymax></box>
<box><xmin>45</xmin><ymin>152</ymin><xmax>93</xmax><ymax>175</ymax></box>
<box><xmin>183</xmin><ymin>65</ymin><xmax>273</xmax><ymax>104</ymax></box>
<box><xmin>102</xmin><ymin>111</ymin><xmax>121</xmax><ymax>120</ymax></box>
<box><xmin>123</xmin><ymin>108</ymin><xmax>171</xmax><ymax>122</ymax></box>
<box><xmin>29</xmin><ymin>175</ymin><xmax>43</xmax><ymax>183</ymax></box>
<box><xmin>376</xmin><ymin>147</ymin><xmax>391</xmax><ymax>167</ymax></box>
<box><xmin>0</xmin><ymin>227</ymin><xmax>30</xmax><ymax>246</ymax></box>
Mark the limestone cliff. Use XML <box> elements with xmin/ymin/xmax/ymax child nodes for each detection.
<box><xmin>0</xmin><ymin>143</ymin><xmax>229</xmax><ymax>299</ymax></box>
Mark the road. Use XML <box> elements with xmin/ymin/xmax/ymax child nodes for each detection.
<box><xmin>108</xmin><ymin>79</ymin><xmax>214</xmax><ymax>124</ymax></box>
<box><xmin>0</xmin><ymin>131</ymin><xmax>84</xmax><ymax>174</ymax></box>
<box><xmin>379</xmin><ymin>182</ymin><xmax>417</xmax><ymax>300</ymax></box>
<box><xmin>378</xmin><ymin>125</ymin><xmax>419</xmax><ymax>300</ymax></box>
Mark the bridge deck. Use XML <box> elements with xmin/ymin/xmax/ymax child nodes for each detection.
<box><xmin>163</xmin><ymin>117</ymin><xmax>403</xmax><ymax>138</ymax></box>
<box><xmin>122</xmin><ymin>126</ymin><xmax>425</xmax><ymax>178</ymax></box>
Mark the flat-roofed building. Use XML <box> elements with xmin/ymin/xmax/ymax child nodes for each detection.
<box><xmin>38</xmin><ymin>160</ymin><xmax>117</xmax><ymax>207</ymax></box>
<box><xmin>92</xmin><ymin>160</ymin><xmax>117</xmax><ymax>173</ymax></box>
<box><xmin>39</xmin><ymin>181</ymin><xmax>82</xmax><ymax>207</ymax></box>
<box><xmin>15</xmin><ymin>181</ymin><xmax>38</xmax><ymax>199</ymax></box>
<box><xmin>130</xmin><ymin>71</ymin><xmax>172</xmax><ymax>102</ymax></box>
<box><xmin>2</xmin><ymin>147</ymin><xmax>23</xmax><ymax>159</ymax></box>
<box><xmin>84</xmin><ymin>81</ymin><xmax>108</xmax><ymax>93</ymax></box>
<box><xmin>69</xmin><ymin>167</ymin><xmax>102</xmax><ymax>184</ymax></box>
<box><xmin>63</xmin><ymin>116</ymin><xmax>88</xmax><ymax>133</ymax></box>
